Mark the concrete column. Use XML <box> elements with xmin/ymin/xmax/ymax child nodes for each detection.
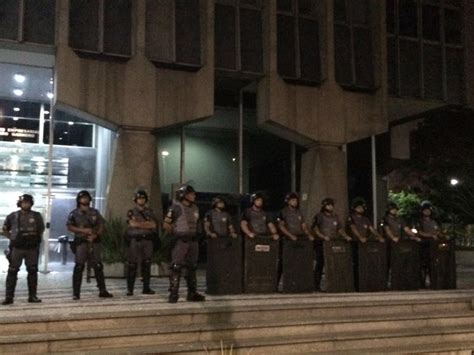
<box><xmin>300</xmin><ymin>144</ymin><xmax>348</xmax><ymax>223</ymax></box>
<box><xmin>106</xmin><ymin>129</ymin><xmax>162</xmax><ymax>222</ymax></box>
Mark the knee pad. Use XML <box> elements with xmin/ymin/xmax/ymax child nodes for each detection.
<box><xmin>143</xmin><ymin>259</ymin><xmax>152</xmax><ymax>266</ymax></box>
<box><xmin>170</xmin><ymin>263</ymin><xmax>182</xmax><ymax>273</ymax></box>
<box><xmin>74</xmin><ymin>263</ymin><xmax>85</xmax><ymax>272</ymax></box>
<box><xmin>8</xmin><ymin>266</ymin><xmax>19</xmax><ymax>274</ymax></box>
<box><xmin>94</xmin><ymin>262</ymin><xmax>104</xmax><ymax>271</ymax></box>
<box><xmin>27</xmin><ymin>265</ymin><xmax>38</xmax><ymax>273</ymax></box>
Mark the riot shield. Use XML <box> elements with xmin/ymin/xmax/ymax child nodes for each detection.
<box><xmin>282</xmin><ymin>236</ymin><xmax>314</xmax><ymax>293</ymax></box>
<box><xmin>430</xmin><ymin>238</ymin><xmax>456</xmax><ymax>290</ymax></box>
<box><xmin>324</xmin><ymin>240</ymin><xmax>354</xmax><ymax>293</ymax></box>
<box><xmin>357</xmin><ymin>240</ymin><xmax>387</xmax><ymax>292</ymax></box>
<box><xmin>206</xmin><ymin>237</ymin><xmax>243</xmax><ymax>295</ymax></box>
<box><xmin>390</xmin><ymin>239</ymin><xmax>420</xmax><ymax>290</ymax></box>
<box><xmin>244</xmin><ymin>236</ymin><xmax>279</xmax><ymax>293</ymax></box>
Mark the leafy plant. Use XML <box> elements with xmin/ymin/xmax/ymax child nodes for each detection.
<box><xmin>100</xmin><ymin>217</ymin><xmax>127</xmax><ymax>264</ymax></box>
<box><xmin>388</xmin><ymin>190</ymin><xmax>422</xmax><ymax>224</ymax></box>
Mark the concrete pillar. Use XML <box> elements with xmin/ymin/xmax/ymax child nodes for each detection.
<box><xmin>106</xmin><ymin>129</ymin><xmax>162</xmax><ymax>222</ymax></box>
<box><xmin>300</xmin><ymin>144</ymin><xmax>348</xmax><ymax>223</ymax></box>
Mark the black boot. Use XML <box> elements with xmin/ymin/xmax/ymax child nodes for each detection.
<box><xmin>94</xmin><ymin>264</ymin><xmax>113</xmax><ymax>298</ymax></box>
<box><xmin>168</xmin><ymin>271</ymin><xmax>180</xmax><ymax>303</ymax></box>
<box><xmin>142</xmin><ymin>261</ymin><xmax>155</xmax><ymax>295</ymax></box>
<box><xmin>72</xmin><ymin>263</ymin><xmax>84</xmax><ymax>300</ymax></box>
<box><xmin>126</xmin><ymin>263</ymin><xmax>137</xmax><ymax>296</ymax></box>
<box><xmin>2</xmin><ymin>270</ymin><xmax>17</xmax><ymax>305</ymax></box>
<box><xmin>186</xmin><ymin>269</ymin><xmax>205</xmax><ymax>302</ymax></box>
<box><xmin>27</xmin><ymin>269</ymin><xmax>41</xmax><ymax>303</ymax></box>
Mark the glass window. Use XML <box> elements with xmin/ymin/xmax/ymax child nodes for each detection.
<box><xmin>334</xmin><ymin>0</ymin><xmax>374</xmax><ymax>90</ymax></box>
<box><xmin>69</xmin><ymin>0</ymin><xmax>100</xmax><ymax>52</ymax></box>
<box><xmin>399</xmin><ymin>39</ymin><xmax>420</xmax><ymax>97</ymax></box>
<box><xmin>240</xmin><ymin>7</ymin><xmax>263</xmax><ymax>73</ymax></box>
<box><xmin>69</xmin><ymin>0</ymin><xmax>132</xmax><ymax>57</ymax></box>
<box><xmin>277</xmin><ymin>15</ymin><xmax>297</xmax><ymax>78</ymax></box>
<box><xmin>175</xmin><ymin>0</ymin><xmax>201</xmax><ymax>65</ymax></box>
<box><xmin>444</xmin><ymin>9</ymin><xmax>462</xmax><ymax>44</ymax></box>
<box><xmin>103</xmin><ymin>0</ymin><xmax>132</xmax><ymax>55</ymax></box>
<box><xmin>386</xmin><ymin>0</ymin><xmax>395</xmax><ymax>33</ymax></box>
<box><xmin>277</xmin><ymin>0</ymin><xmax>321</xmax><ymax>84</ymax></box>
<box><xmin>0</xmin><ymin>0</ymin><xmax>19</xmax><ymax>41</ymax></box>
<box><xmin>422</xmin><ymin>44</ymin><xmax>443</xmax><ymax>100</ymax></box>
<box><xmin>277</xmin><ymin>0</ymin><xmax>293</xmax><ymax>13</ymax></box>
<box><xmin>399</xmin><ymin>0</ymin><xmax>417</xmax><ymax>37</ymax></box>
<box><xmin>422</xmin><ymin>5</ymin><xmax>440</xmax><ymax>41</ymax></box>
<box><xmin>215</xmin><ymin>4</ymin><xmax>237</xmax><ymax>70</ymax></box>
<box><xmin>23</xmin><ymin>0</ymin><xmax>56</xmax><ymax>45</ymax></box>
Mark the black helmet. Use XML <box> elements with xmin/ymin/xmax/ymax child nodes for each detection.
<box><xmin>420</xmin><ymin>200</ymin><xmax>432</xmax><ymax>211</ymax></box>
<box><xmin>211</xmin><ymin>196</ymin><xmax>226</xmax><ymax>209</ymax></box>
<box><xmin>387</xmin><ymin>201</ymin><xmax>398</xmax><ymax>211</ymax></box>
<box><xmin>250</xmin><ymin>191</ymin><xmax>265</xmax><ymax>205</ymax></box>
<box><xmin>321</xmin><ymin>197</ymin><xmax>335</xmax><ymax>207</ymax></box>
<box><xmin>76</xmin><ymin>190</ymin><xmax>92</xmax><ymax>207</ymax></box>
<box><xmin>285</xmin><ymin>192</ymin><xmax>300</xmax><ymax>204</ymax></box>
<box><xmin>176</xmin><ymin>184</ymin><xmax>196</xmax><ymax>201</ymax></box>
<box><xmin>351</xmin><ymin>197</ymin><xmax>367</xmax><ymax>210</ymax></box>
<box><xmin>17</xmin><ymin>194</ymin><xmax>34</xmax><ymax>207</ymax></box>
<box><xmin>134</xmin><ymin>189</ymin><xmax>148</xmax><ymax>202</ymax></box>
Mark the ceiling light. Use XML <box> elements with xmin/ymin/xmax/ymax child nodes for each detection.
<box><xmin>68</xmin><ymin>121</ymin><xmax>74</xmax><ymax>126</ymax></box>
<box><xmin>44</xmin><ymin>110</ymin><xmax>50</xmax><ymax>115</ymax></box>
<box><xmin>14</xmin><ymin>74</ymin><xmax>26</xmax><ymax>83</ymax></box>
<box><xmin>13</xmin><ymin>117</ymin><xmax>19</xmax><ymax>121</ymax></box>
<box><xmin>47</xmin><ymin>92</ymin><xmax>54</xmax><ymax>99</ymax></box>
<box><xmin>161</xmin><ymin>151</ymin><xmax>169</xmax><ymax>157</ymax></box>
<box><xmin>49</xmin><ymin>77</ymin><xmax>54</xmax><ymax>85</ymax></box>
<box><xmin>13</xmin><ymin>107</ymin><xmax>20</xmax><ymax>112</ymax></box>
<box><xmin>13</xmin><ymin>89</ymin><xmax>24</xmax><ymax>96</ymax></box>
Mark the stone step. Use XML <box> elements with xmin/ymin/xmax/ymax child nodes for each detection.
<box><xmin>1</xmin><ymin>292</ymin><xmax>472</xmax><ymax>334</ymax></box>
<box><xmin>43</xmin><ymin>323</ymin><xmax>474</xmax><ymax>354</ymax></box>
<box><xmin>0</xmin><ymin>309</ymin><xmax>474</xmax><ymax>352</ymax></box>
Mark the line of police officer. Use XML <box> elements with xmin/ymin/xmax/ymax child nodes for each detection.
<box><xmin>1</xmin><ymin>186</ymin><xmax>449</xmax><ymax>305</ymax></box>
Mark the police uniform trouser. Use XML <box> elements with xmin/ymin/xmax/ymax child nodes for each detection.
<box><xmin>314</xmin><ymin>240</ymin><xmax>324</xmax><ymax>290</ymax></box>
<box><xmin>126</xmin><ymin>238</ymin><xmax>154</xmax><ymax>292</ymax></box>
<box><xmin>169</xmin><ymin>238</ymin><xmax>199</xmax><ymax>297</ymax></box>
<box><xmin>419</xmin><ymin>239</ymin><xmax>431</xmax><ymax>287</ymax></box>
<box><xmin>73</xmin><ymin>242</ymin><xmax>106</xmax><ymax>297</ymax></box>
<box><xmin>5</xmin><ymin>247</ymin><xmax>39</xmax><ymax>300</ymax></box>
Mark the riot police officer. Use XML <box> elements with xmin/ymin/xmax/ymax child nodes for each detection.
<box><xmin>204</xmin><ymin>196</ymin><xmax>238</xmax><ymax>239</ymax></box>
<box><xmin>2</xmin><ymin>194</ymin><xmax>44</xmax><ymax>305</ymax></box>
<box><xmin>311</xmin><ymin>198</ymin><xmax>351</xmax><ymax>291</ymax></box>
<box><xmin>163</xmin><ymin>185</ymin><xmax>205</xmax><ymax>303</ymax></box>
<box><xmin>347</xmin><ymin>197</ymin><xmax>384</xmax><ymax>291</ymax></box>
<box><xmin>125</xmin><ymin>190</ymin><xmax>158</xmax><ymax>296</ymax></box>
<box><xmin>277</xmin><ymin>193</ymin><xmax>313</xmax><ymax>242</ymax></box>
<box><xmin>417</xmin><ymin>201</ymin><xmax>442</xmax><ymax>288</ymax></box>
<box><xmin>347</xmin><ymin>198</ymin><xmax>384</xmax><ymax>243</ymax></box>
<box><xmin>277</xmin><ymin>192</ymin><xmax>314</xmax><ymax>292</ymax></box>
<box><xmin>240</xmin><ymin>192</ymin><xmax>279</xmax><ymax>240</ymax></box>
<box><xmin>382</xmin><ymin>202</ymin><xmax>419</xmax><ymax>243</ymax></box>
<box><xmin>381</xmin><ymin>202</ymin><xmax>419</xmax><ymax>278</ymax></box>
<box><xmin>67</xmin><ymin>190</ymin><xmax>113</xmax><ymax>300</ymax></box>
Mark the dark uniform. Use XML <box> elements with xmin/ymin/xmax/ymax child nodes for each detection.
<box><xmin>2</xmin><ymin>194</ymin><xmax>44</xmax><ymax>305</ymax></box>
<box><xmin>311</xmin><ymin>211</ymin><xmax>342</xmax><ymax>290</ymax></box>
<box><xmin>204</xmin><ymin>209</ymin><xmax>234</xmax><ymax>237</ymax></box>
<box><xmin>67</xmin><ymin>191</ymin><xmax>112</xmax><ymax>300</ymax></box>
<box><xmin>241</xmin><ymin>207</ymin><xmax>273</xmax><ymax>235</ymax></box>
<box><xmin>277</xmin><ymin>196</ymin><xmax>314</xmax><ymax>293</ymax></box>
<box><xmin>417</xmin><ymin>216</ymin><xmax>440</xmax><ymax>288</ymax></box>
<box><xmin>347</xmin><ymin>212</ymin><xmax>372</xmax><ymax>290</ymax></box>
<box><xmin>125</xmin><ymin>191</ymin><xmax>158</xmax><ymax>295</ymax></box>
<box><xmin>165</xmin><ymin>185</ymin><xmax>205</xmax><ymax>303</ymax></box>
<box><xmin>382</xmin><ymin>212</ymin><xmax>407</xmax><ymax>276</ymax></box>
<box><xmin>204</xmin><ymin>197</ymin><xmax>241</xmax><ymax>294</ymax></box>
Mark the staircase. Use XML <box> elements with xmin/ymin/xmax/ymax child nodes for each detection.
<box><xmin>0</xmin><ymin>280</ymin><xmax>474</xmax><ymax>354</ymax></box>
